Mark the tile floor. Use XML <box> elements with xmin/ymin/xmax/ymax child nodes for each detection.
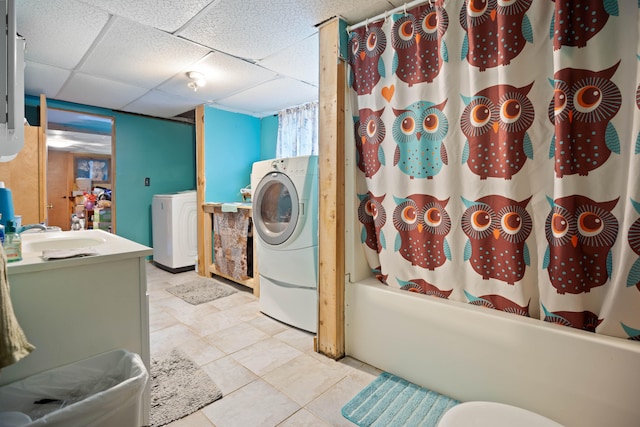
<box><xmin>146</xmin><ymin>262</ymin><xmax>382</xmax><ymax>427</ymax></box>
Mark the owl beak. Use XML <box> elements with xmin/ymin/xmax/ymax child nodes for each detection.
<box><xmin>361</xmin><ymin>136</ymin><xmax>367</xmax><ymax>144</ymax></box>
<box><xmin>492</xmin><ymin>122</ymin><xmax>499</xmax><ymax>134</ymax></box>
<box><xmin>490</xmin><ymin>9</ymin><xmax>497</xmax><ymax>21</ymax></box>
<box><xmin>418</xmin><ymin>223</ymin><xmax>424</xmax><ymax>233</ymax></box>
<box><xmin>415</xmin><ymin>33</ymin><xmax>421</xmax><ymax>44</ymax></box>
<box><xmin>568</xmin><ymin>110</ymin><xmax>573</xmax><ymax>123</ymax></box>
<box><xmin>416</xmin><ymin>132</ymin><xmax>422</xmax><ymax>141</ymax></box>
<box><xmin>360</xmin><ymin>51</ymin><xmax>366</xmax><ymax>61</ymax></box>
<box><xmin>571</xmin><ymin>235</ymin><xmax>578</xmax><ymax>247</ymax></box>
<box><xmin>493</xmin><ymin>229</ymin><xmax>500</xmax><ymax>240</ymax></box>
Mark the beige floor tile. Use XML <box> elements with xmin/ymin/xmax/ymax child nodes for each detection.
<box><xmin>165</xmin><ymin>410</ymin><xmax>215</xmax><ymax>427</ymax></box>
<box><xmin>263</xmin><ymin>353</ymin><xmax>351</xmax><ymax>406</ymax></box>
<box><xmin>277</xmin><ymin>408</ymin><xmax>331</xmax><ymax>426</ymax></box>
<box><xmin>177</xmin><ymin>336</ymin><xmax>226</xmax><ymax>366</ymax></box>
<box><xmin>205</xmin><ymin>322</ymin><xmax>269</xmax><ymax>354</ymax></box>
<box><xmin>218</xmin><ymin>300</ymin><xmax>261</xmax><ymax>323</ymax></box>
<box><xmin>202</xmin><ymin>355</ymin><xmax>258</xmax><ymax>395</ymax></box>
<box><xmin>274</xmin><ymin>328</ymin><xmax>315</xmax><ymax>352</ymax></box>
<box><xmin>202</xmin><ymin>379</ymin><xmax>299</xmax><ymax>427</ymax></box>
<box><xmin>231</xmin><ymin>338</ymin><xmax>302</xmax><ymax>377</ymax></box>
<box><xmin>149</xmin><ymin>308</ymin><xmax>179</xmax><ymax>332</ymax></box>
<box><xmin>162</xmin><ymin>300</ymin><xmax>222</xmax><ymax>327</ymax></box>
<box><xmin>248</xmin><ymin>314</ymin><xmax>290</xmax><ymax>336</ymax></box>
<box><xmin>151</xmin><ymin>323</ymin><xmax>202</xmax><ymax>355</ymax></box>
<box><xmin>210</xmin><ymin>289</ymin><xmax>256</xmax><ymax>311</ymax></box>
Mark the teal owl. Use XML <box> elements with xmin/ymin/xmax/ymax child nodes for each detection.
<box><xmin>392</xmin><ymin>99</ymin><xmax>448</xmax><ymax>179</ymax></box>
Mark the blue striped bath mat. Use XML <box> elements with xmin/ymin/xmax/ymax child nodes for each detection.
<box><xmin>342</xmin><ymin>372</ymin><xmax>459</xmax><ymax>427</ymax></box>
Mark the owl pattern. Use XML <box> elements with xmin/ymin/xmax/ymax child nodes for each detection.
<box><xmin>348</xmin><ymin>22</ymin><xmax>386</xmax><ymax>96</ymax></box>
<box><xmin>542</xmin><ymin>303</ymin><xmax>603</xmax><ymax>332</ymax></box>
<box><xmin>464</xmin><ymin>290</ymin><xmax>530</xmax><ymax>317</ymax></box>
<box><xmin>543</xmin><ymin>195</ymin><xmax>619</xmax><ymax>294</ymax></box>
<box><xmin>391</xmin><ymin>4</ymin><xmax>449</xmax><ymax>86</ymax></box>
<box><xmin>393</xmin><ymin>194</ymin><xmax>452</xmax><ymax>270</ymax></box>
<box><xmin>393</xmin><ymin>100</ymin><xmax>449</xmax><ymax>179</ymax></box>
<box><xmin>626</xmin><ymin>199</ymin><xmax>640</xmax><ymax>291</ymax></box>
<box><xmin>461</xmin><ymin>83</ymin><xmax>535</xmax><ymax>180</ymax></box>
<box><xmin>621</xmin><ymin>322</ymin><xmax>640</xmax><ymax>340</ymax></box>
<box><xmin>355</xmin><ymin>108</ymin><xmax>386</xmax><ymax>178</ymax></box>
<box><xmin>397</xmin><ymin>278</ymin><xmax>453</xmax><ymax>298</ymax></box>
<box><xmin>550</xmin><ymin>0</ymin><xmax>618</xmax><ymax>50</ymax></box>
<box><xmin>548</xmin><ymin>63</ymin><xmax>621</xmax><ymax>177</ymax></box>
<box><xmin>460</xmin><ymin>0</ymin><xmax>533</xmax><ymax>71</ymax></box>
<box><xmin>357</xmin><ymin>192</ymin><xmax>387</xmax><ymax>253</ymax></box>
<box><xmin>462</xmin><ymin>195</ymin><xmax>532</xmax><ymax>285</ymax></box>
<box><xmin>636</xmin><ymin>56</ymin><xmax>640</xmax><ymax>154</ymax></box>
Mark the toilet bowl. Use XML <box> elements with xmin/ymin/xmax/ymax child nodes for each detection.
<box><xmin>437</xmin><ymin>401</ymin><xmax>563</xmax><ymax>427</ymax></box>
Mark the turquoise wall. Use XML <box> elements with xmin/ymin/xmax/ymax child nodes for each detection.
<box><xmin>204</xmin><ymin>107</ymin><xmax>261</xmax><ymax>202</ymax></box>
<box><xmin>260</xmin><ymin>115</ymin><xmax>278</xmax><ymax>161</ymax></box>
<box><xmin>26</xmin><ymin>96</ymin><xmax>196</xmax><ymax>247</ymax></box>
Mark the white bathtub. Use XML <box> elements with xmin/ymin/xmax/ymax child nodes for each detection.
<box><xmin>345</xmin><ymin>277</ymin><xmax>640</xmax><ymax>427</ymax></box>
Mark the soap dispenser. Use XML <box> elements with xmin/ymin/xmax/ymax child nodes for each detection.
<box><xmin>4</xmin><ymin>220</ymin><xmax>22</xmax><ymax>262</ymax></box>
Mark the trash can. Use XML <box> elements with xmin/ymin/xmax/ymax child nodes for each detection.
<box><xmin>0</xmin><ymin>349</ymin><xmax>148</xmax><ymax>427</ymax></box>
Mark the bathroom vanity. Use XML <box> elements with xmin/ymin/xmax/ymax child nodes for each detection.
<box><xmin>0</xmin><ymin>230</ymin><xmax>152</xmax><ymax>424</ymax></box>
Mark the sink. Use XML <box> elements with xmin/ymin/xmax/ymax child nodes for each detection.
<box><xmin>21</xmin><ymin>231</ymin><xmax>108</xmax><ymax>253</ymax></box>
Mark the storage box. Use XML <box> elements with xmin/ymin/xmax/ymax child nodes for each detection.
<box><xmin>95</xmin><ymin>208</ymin><xmax>111</xmax><ymax>222</ymax></box>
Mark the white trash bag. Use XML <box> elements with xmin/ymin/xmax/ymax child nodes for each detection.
<box><xmin>0</xmin><ymin>349</ymin><xmax>148</xmax><ymax>427</ymax></box>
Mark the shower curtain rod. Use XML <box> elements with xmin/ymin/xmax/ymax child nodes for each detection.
<box><xmin>346</xmin><ymin>0</ymin><xmax>436</xmax><ymax>32</ymax></box>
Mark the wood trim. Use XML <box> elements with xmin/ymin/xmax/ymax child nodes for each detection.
<box><xmin>317</xmin><ymin>18</ymin><xmax>346</xmax><ymax>359</ymax></box>
<box><xmin>196</xmin><ymin>105</ymin><xmax>207</xmax><ymax>276</ymax></box>
<box><xmin>39</xmin><ymin>94</ymin><xmax>47</xmax><ymax>223</ymax></box>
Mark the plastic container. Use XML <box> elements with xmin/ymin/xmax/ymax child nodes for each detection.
<box><xmin>0</xmin><ymin>181</ymin><xmax>15</xmax><ymax>227</ymax></box>
<box><xmin>0</xmin><ymin>349</ymin><xmax>148</xmax><ymax>427</ymax></box>
<box><xmin>4</xmin><ymin>220</ymin><xmax>21</xmax><ymax>262</ymax></box>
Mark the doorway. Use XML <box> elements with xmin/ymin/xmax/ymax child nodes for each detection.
<box><xmin>46</xmin><ymin>109</ymin><xmax>114</xmax><ymax>231</ymax></box>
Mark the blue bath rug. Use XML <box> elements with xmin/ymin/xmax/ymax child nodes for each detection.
<box><xmin>342</xmin><ymin>372</ymin><xmax>460</xmax><ymax>427</ymax></box>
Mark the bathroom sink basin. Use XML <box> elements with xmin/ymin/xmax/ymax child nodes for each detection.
<box><xmin>21</xmin><ymin>231</ymin><xmax>107</xmax><ymax>253</ymax></box>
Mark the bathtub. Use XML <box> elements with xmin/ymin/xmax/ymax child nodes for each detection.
<box><xmin>345</xmin><ymin>277</ymin><xmax>640</xmax><ymax>427</ymax></box>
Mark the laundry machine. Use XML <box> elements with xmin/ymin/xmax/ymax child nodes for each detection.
<box><xmin>251</xmin><ymin>156</ymin><xmax>318</xmax><ymax>333</ymax></box>
<box><xmin>152</xmin><ymin>190</ymin><xmax>197</xmax><ymax>273</ymax></box>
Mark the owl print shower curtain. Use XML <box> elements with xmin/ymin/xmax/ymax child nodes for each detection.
<box><xmin>349</xmin><ymin>0</ymin><xmax>640</xmax><ymax>340</ymax></box>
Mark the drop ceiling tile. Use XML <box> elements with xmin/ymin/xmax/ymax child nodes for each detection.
<box><xmin>78</xmin><ymin>0</ymin><xmax>215</xmax><ymax>33</ymax></box>
<box><xmin>56</xmin><ymin>73</ymin><xmax>148</xmax><ymax>110</ymax></box>
<box><xmin>178</xmin><ymin>0</ymin><xmax>318</xmax><ymax>61</ymax></box>
<box><xmin>158</xmin><ymin>52</ymin><xmax>278</xmax><ymax>101</ymax></box>
<box><xmin>17</xmin><ymin>0</ymin><xmax>111</xmax><ymax>69</ymax></box>
<box><xmin>80</xmin><ymin>17</ymin><xmax>210</xmax><ymax>89</ymax></box>
<box><xmin>122</xmin><ymin>90</ymin><xmax>202</xmax><ymax>118</ymax></box>
<box><xmin>24</xmin><ymin>62</ymin><xmax>71</xmax><ymax>99</ymax></box>
<box><xmin>215</xmin><ymin>78</ymin><xmax>318</xmax><ymax>117</ymax></box>
<box><xmin>258</xmin><ymin>33</ymin><xmax>319</xmax><ymax>86</ymax></box>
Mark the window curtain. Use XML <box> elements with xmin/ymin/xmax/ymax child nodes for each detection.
<box><xmin>276</xmin><ymin>102</ymin><xmax>319</xmax><ymax>158</ymax></box>
<box><xmin>348</xmin><ymin>0</ymin><xmax>640</xmax><ymax>341</ymax></box>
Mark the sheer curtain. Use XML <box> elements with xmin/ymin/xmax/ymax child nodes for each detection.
<box><xmin>276</xmin><ymin>102</ymin><xmax>319</xmax><ymax>158</ymax></box>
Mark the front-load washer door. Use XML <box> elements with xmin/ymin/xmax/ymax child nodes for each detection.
<box><xmin>253</xmin><ymin>171</ymin><xmax>300</xmax><ymax>246</ymax></box>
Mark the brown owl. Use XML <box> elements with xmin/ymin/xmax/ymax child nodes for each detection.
<box><xmin>391</xmin><ymin>3</ymin><xmax>449</xmax><ymax>86</ymax></box>
<box><xmin>461</xmin><ymin>195</ymin><xmax>532</xmax><ymax>285</ymax></box>
<box><xmin>460</xmin><ymin>83</ymin><xmax>535</xmax><ymax>180</ymax></box>
<box><xmin>542</xmin><ymin>303</ymin><xmax>603</xmax><ymax>332</ymax></box>
<box><xmin>550</xmin><ymin>0</ymin><xmax>618</xmax><ymax>50</ymax></box>
<box><xmin>464</xmin><ymin>290</ymin><xmax>530</xmax><ymax>317</ymax></box>
<box><xmin>543</xmin><ymin>195</ymin><xmax>619</xmax><ymax>294</ymax></box>
<box><xmin>548</xmin><ymin>63</ymin><xmax>621</xmax><ymax>177</ymax></box>
<box><xmin>348</xmin><ymin>22</ymin><xmax>386</xmax><ymax>96</ymax></box>
<box><xmin>626</xmin><ymin>199</ymin><xmax>640</xmax><ymax>291</ymax></box>
<box><xmin>393</xmin><ymin>194</ymin><xmax>452</xmax><ymax>270</ymax></box>
<box><xmin>355</xmin><ymin>108</ymin><xmax>385</xmax><ymax>178</ymax></box>
<box><xmin>397</xmin><ymin>277</ymin><xmax>453</xmax><ymax>299</ymax></box>
<box><xmin>460</xmin><ymin>0</ymin><xmax>533</xmax><ymax>71</ymax></box>
<box><xmin>357</xmin><ymin>192</ymin><xmax>386</xmax><ymax>253</ymax></box>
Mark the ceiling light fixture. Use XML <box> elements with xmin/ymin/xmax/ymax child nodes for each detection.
<box><xmin>187</xmin><ymin>71</ymin><xmax>206</xmax><ymax>92</ymax></box>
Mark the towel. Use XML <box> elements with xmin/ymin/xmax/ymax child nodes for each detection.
<box><xmin>221</xmin><ymin>203</ymin><xmax>239</xmax><ymax>213</ymax></box>
<box><xmin>0</xmin><ymin>244</ymin><xmax>35</xmax><ymax>369</ymax></box>
<box><xmin>42</xmin><ymin>247</ymin><xmax>99</xmax><ymax>260</ymax></box>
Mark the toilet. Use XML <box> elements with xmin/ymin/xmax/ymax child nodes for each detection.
<box><xmin>437</xmin><ymin>401</ymin><xmax>564</xmax><ymax>427</ymax></box>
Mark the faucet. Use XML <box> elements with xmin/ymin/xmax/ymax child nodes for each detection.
<box><xmin>18</xmin><ymin>224</ymin><xmax>62</xmax><ymax>234</ymax></box>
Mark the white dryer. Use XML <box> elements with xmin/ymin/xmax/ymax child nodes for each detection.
<box><xmin>251</xmin><ymin>156</ymin><xmax>318</xmax><ymax>333</ymax></box>
<box><xmin>152</xmin><ymin>190</ymin><xmax>197</xmax><ymax>273</ymax></box>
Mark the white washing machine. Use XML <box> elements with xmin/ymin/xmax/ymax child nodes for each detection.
<box><xmin>251</xmin><ymin>156</ymin><xmax>318</xmax><ymax>333</ymax></box>
<box><xmin>152</xmin><ymin>190</ymin><xmax>197</xmax><ymax>273</ymax></box>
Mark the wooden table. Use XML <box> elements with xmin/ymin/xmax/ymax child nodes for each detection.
<box><xmin>202</xmin><ymin>203</ymin><xmax>258</xmax><ymax>296</ymax></box>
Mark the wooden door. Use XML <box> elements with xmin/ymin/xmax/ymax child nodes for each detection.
<box><xmin>47</xmin><ymin>150</ymin><xmax>71</xmax><ymax>230</ymax></box>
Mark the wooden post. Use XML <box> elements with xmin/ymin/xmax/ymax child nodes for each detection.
<box><xmin>317</xmin><ymin>18</ymin><xmax>346</xmax><ymax>359</ymax></box>
<box><xmin>196</xmin><ymin>105</ymin><xmax>208</xmax><ymax>276</ymax></box>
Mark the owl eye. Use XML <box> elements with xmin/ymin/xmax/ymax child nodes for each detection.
<box><xmin>467</xmin><ymin>0</ymin><xmax>489</xmax><ymax>17</ymax></box>
<box><xmin>421</xmin><ymin>11</ymin><xmax>438</xmax><ymax>35</ymax></box>
<box><xmin>551</xmin><ymin>213</ymin><xmax>570</xmax><ymax>239</ymax></box>
<box><xmin>366</xmin><ymin>119</ymin><xmax>377</xmax><ymax>138</ymax></box>
<box><xmin>424</xmin><ymin>207</ymin><xmax>442</xmax><ymax>227</ymax></box>
<box><xmin>398</xmin><ymin>20</ymin><xmax>414</xmax><ymax>41</ymax></box>
<box><xmin>401</xmin><ymin>117</ymin><xmax>416</xmax><ymax>135</ymax></box>
<box><xmin>365</xmin><ymin>200</ymin><xmax>378</xmax><ymax>219</ymax></box>
<box><xmin>574</xmin><ymin>85</ymin><xmax>601</xmax><ymax>113</ymax></box>
<box><xmin>553</xmin><ymin>89</ymin><xmax>568</xmax><ymax>116</ymax></box>
<box><xmin>471</xmin><ymin>104</ymin><xmax>492</xmax><ymax>128</ymax></box>
<box><xmin>497</xmin><ymin>0</ymin><xmax>517</xmax><ymax>6</ymax></box>
<box><xmin>577</xmin><ymin>212</ymin><xmax>603</xmax><ymax>236</ymax></box>
<box><xmin>366</xmin><ymin>32</ymin><xmax>378</xmax><ymax>51</ymax></box>
<box><xmin>471</xmin><ymin>210</ymin><xmax>492</xmax><ymax>232</ymax></box>
<box><xmin>501</xmin><ymin>212</ymin><xmax>522</xmax><ymax>234</ymax></box>
<box><xmin>401</xmin><ymin>205</ymin><xmax>417</xmax><ymax>224</ymax></box>
<box><xmin>423</xmin><ymin>114</ymin><xmax>440</xmax><ymax>133</ymax></box>
<box><xmin>500</xmin><ymin>99</ymin><xmax>521</xmax><ymax>124</ymax></box>
<box><xmin>350</xmin><ymin>37</ymin><xmax>360</xmax><ymax>56</ymax></box>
